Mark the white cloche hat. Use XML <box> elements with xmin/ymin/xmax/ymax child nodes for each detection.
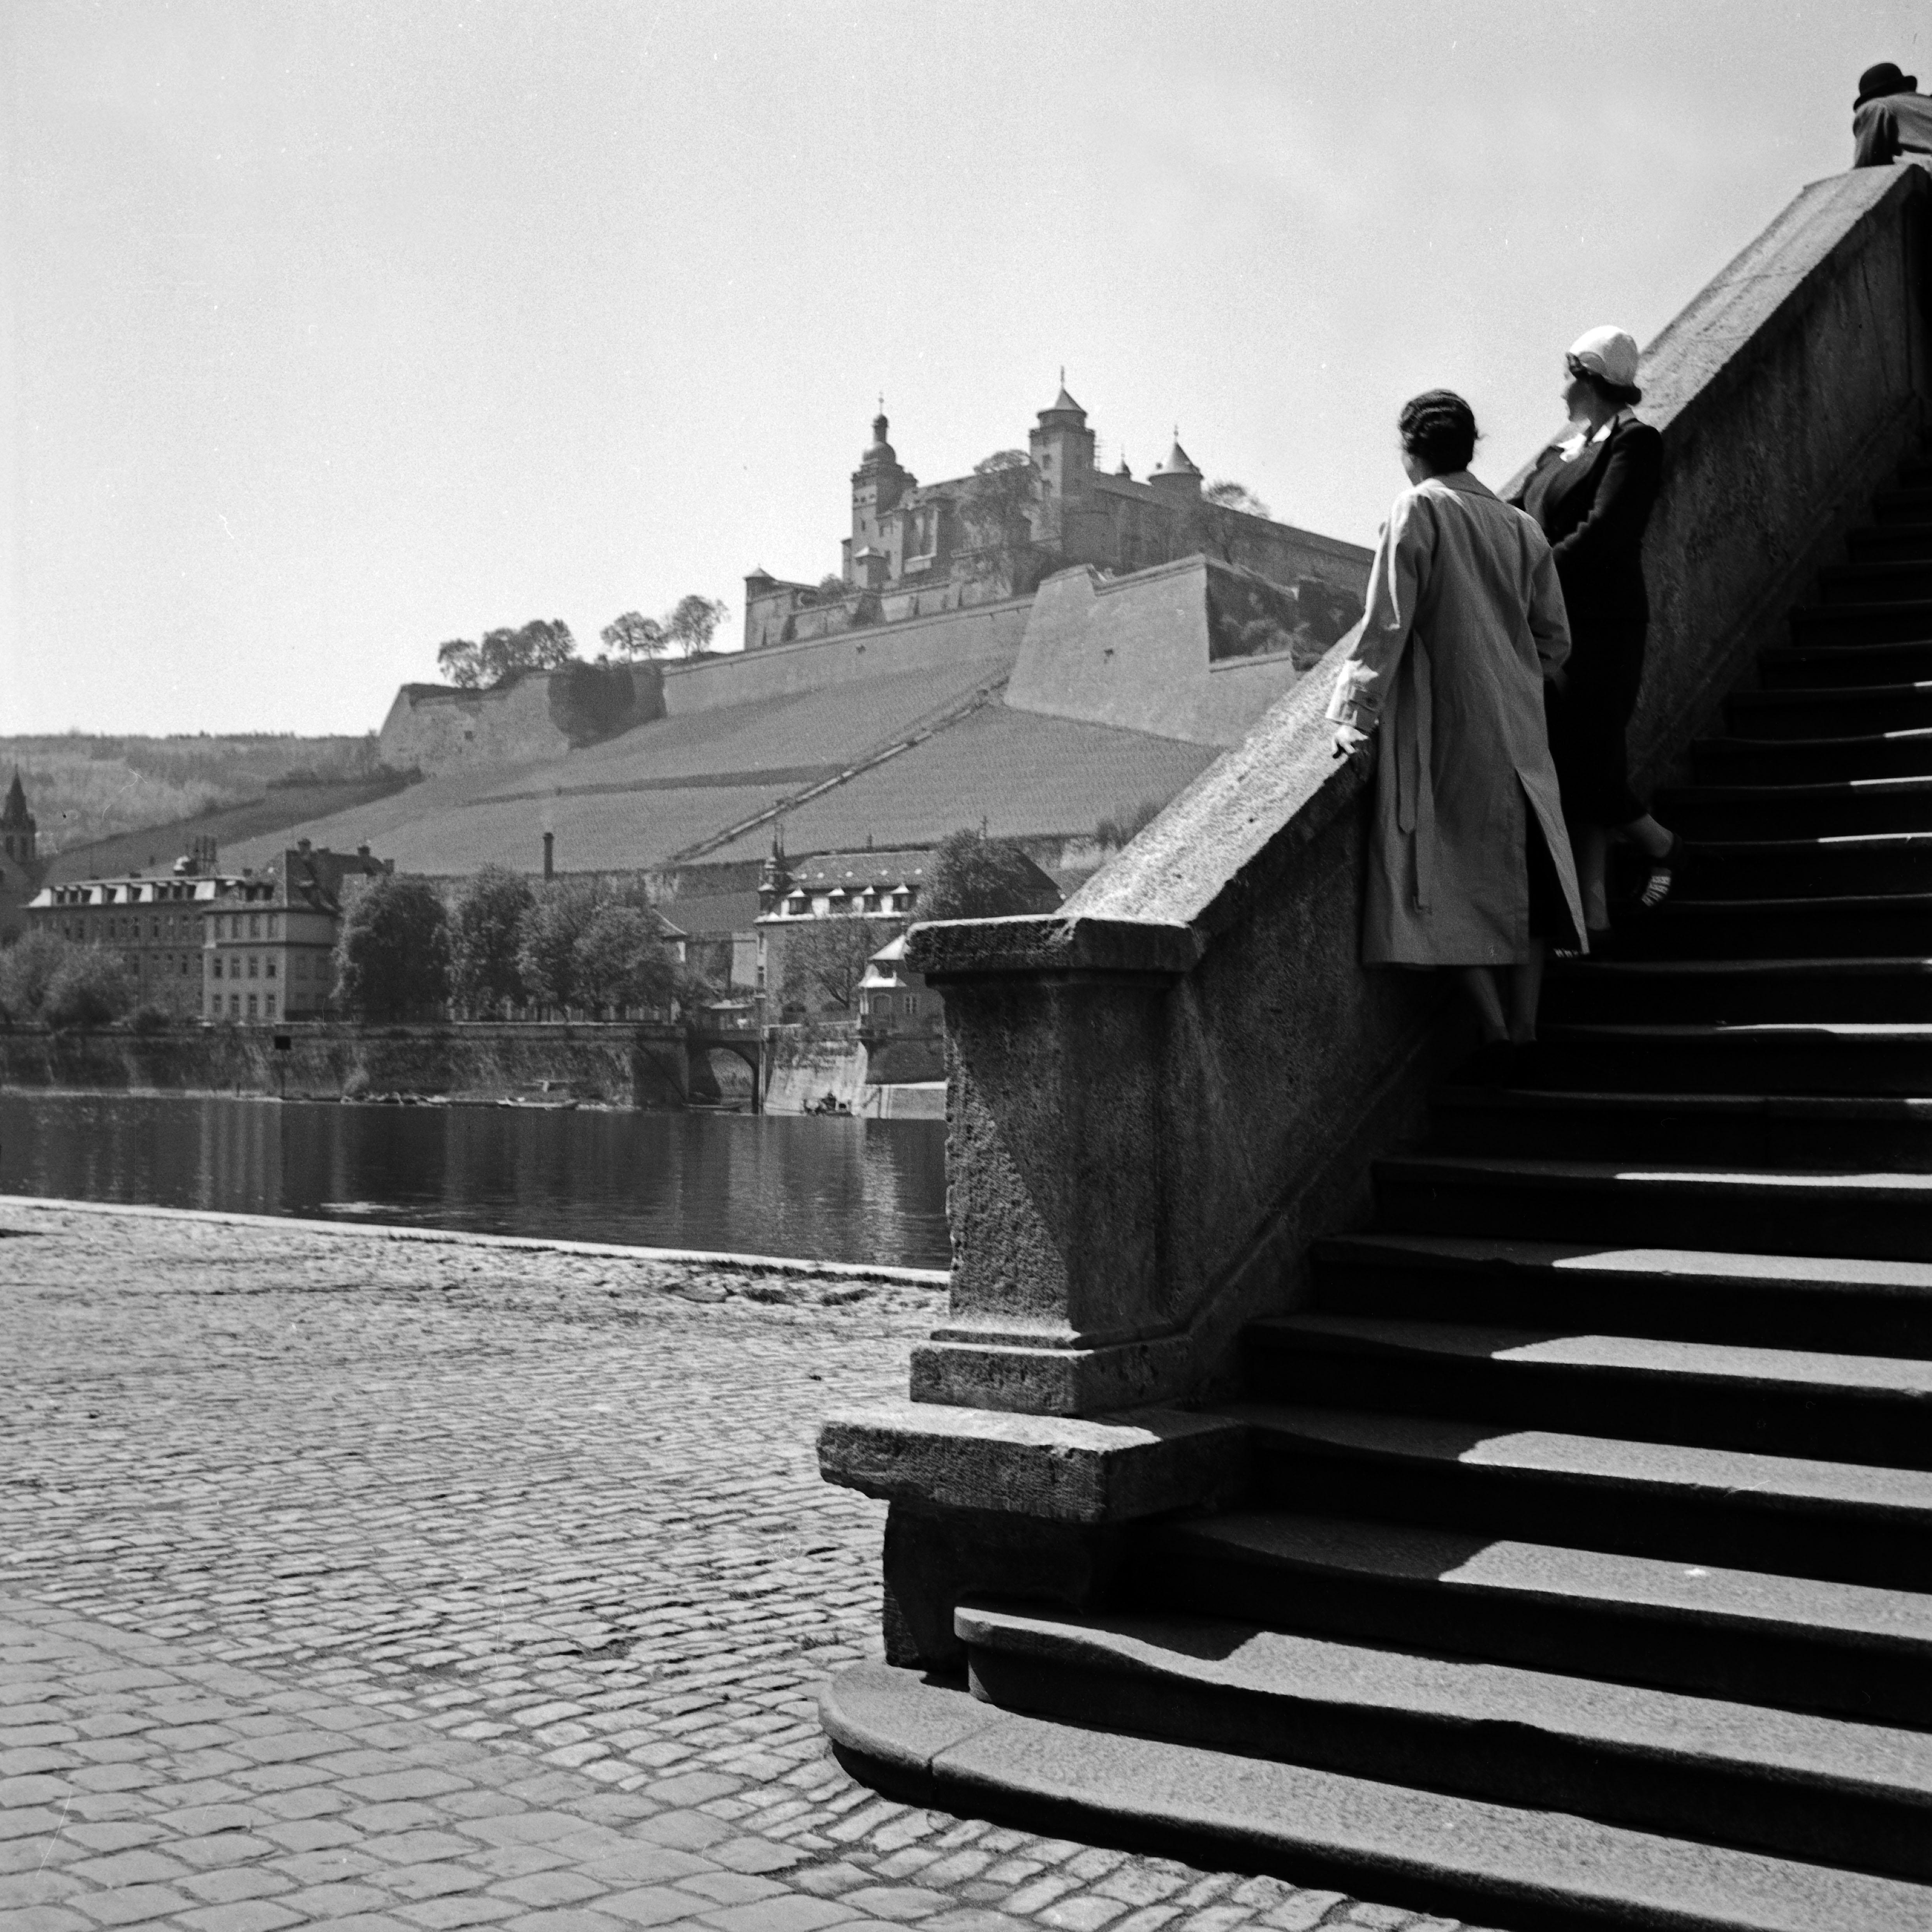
<box><xmin>1567</xmin><ymin>326</ymin><xmax>1640</xmax><ymax>391</ymax></box>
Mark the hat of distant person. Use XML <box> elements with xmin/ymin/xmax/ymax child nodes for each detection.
<box><xmin>1857</xmin><ymin>62</ymin><xmax>1918</xmax><ymax>108</ymax></box>
<box><xmin>1567</xmin><ymin>326</ymin><xmax>1640</xmax><ymax>393</ymax></box>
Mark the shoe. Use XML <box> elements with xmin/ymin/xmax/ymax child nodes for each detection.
<box><xmin>1637</xmin><ymin>833</ymin><xmax>1680</xmax><ymax>909</ymax></box>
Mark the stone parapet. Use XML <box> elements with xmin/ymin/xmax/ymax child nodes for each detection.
<box><xmin>824</xmin><ymin>161</ymin><xmax>1932</xmax><ymax>1666</ymax></box>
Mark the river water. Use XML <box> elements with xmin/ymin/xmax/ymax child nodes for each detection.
<box><xmin>0</xmin><ymin>1092</ymin><xmax>950</xmax><ymax>1269</ymax></box>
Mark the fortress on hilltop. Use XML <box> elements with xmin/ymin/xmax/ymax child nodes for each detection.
<box><xmin>743</xmin><ymin>384</ymin><xmax>1365</xmax><ymax>651</ymax></box>
<box><xmin>296</xmin><ymin>385</ymin><xmax>1374</xmax><ymax>911</ymax></box>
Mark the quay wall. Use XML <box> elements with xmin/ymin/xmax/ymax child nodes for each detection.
<box><xmin>0</xmin><ymin>1023</ymin><xmax>692</xmax><ymax>1109</ymax></box>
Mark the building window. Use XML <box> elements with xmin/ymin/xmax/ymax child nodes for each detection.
<box><xmin>248</xmin><ymin>955</ymin><xmax>259</xmax><ymax>979</ymax></box>
<box><xmin>265</xmin><ymin>994</ymin><xmax>276</xmax><ymax>1019</ymax></box>
<box><xmin>230</xmin><ymin>993</ymin><xmax>241</xmax><ymax>1018</ymax></box>
<box><xmin>266</xmin><ymin>957</ymin><xmax>277</xmax><ymax>978</ymax></box>
<box><xmin>212</xmin><ymin>958</ymin><xmax>223</xmax><ymax>979</ymax></box>
<box><xmin>247</xmin><ymin>994</ymin><xmax>258</xmax><ymax>1018</ymax></box>
<box><xmin>267</xmin><ymin>913</ymin><xmax>278</xmax><ymax>938</ymax></box>
<box><xmin>249</xmin><ymin>914</ymin><xmax>260</xmax><ymax>938</ymax></box>
<box><xmin>296</xmin><ymin>955</ymin><xmax>309</xmax><ymax>979</ymax></box>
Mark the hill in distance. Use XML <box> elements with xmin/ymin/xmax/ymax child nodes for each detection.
<box><xmin>1</xmin><ymin>733</ymin><xmax>412</xmax><ymax>871</ymax></box>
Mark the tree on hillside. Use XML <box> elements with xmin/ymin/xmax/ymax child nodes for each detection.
<box><xmin>783</xmin><ymin>917</ymin><xmax>900</xmax><ymax>1014</ymax></box>
<box><xmin>920</xmin><ymin>827</ymin><xmax>1059</xmax><ymax>922</ymax></box>
<box><xmin>1203</xmin><ymin>480</ymin><xmax>1270</xmax><ymax>519</ymax></box>
<box><xmin>1186</xmin><ymin>480</ymin><xmax>1273</xmax><ymax>565</ymax></box>
<box><xmin>956</xmin><ymin>450</ymin><xmax>1043</xmax><ymax>592</ymax></box>
<box><xmin>449</xmin><ymin>865</ymin><xmax>535</xmax><ymax>1014</ymax></box>
<box><xmin>665</xmin><ymin>594</ymin><xmax>730</xmax><ymax>656</ymax></box>
<box><xmin>333</xmin><ymin>875</ymin><xmax>450</xmax><ymax>1020</ymax></box>
<box><xmin>436</xmin><ymin>618</ymin><xmax>578</xmax><ymax>689</ymax></box>
<box><xmin>600</xmin><ymin>611</ymin><xmax>668</xmax><ymax>661</ymax></box>
<box><xmin>572</xmin><ymin>903</ymin><xmax>678</xmax><ymax>1017</ymax></box>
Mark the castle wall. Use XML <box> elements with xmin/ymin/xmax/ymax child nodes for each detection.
<box><xmin>661</xmin><ymin>599</ymin><xmax>1032</xmax><ymax>718</ymax></box>
<box><xmin>1004</xmin><ymin>558</ymin><xmax>1365</xmax><ymax>748</ymax></box>
<box><xmin>378</xmin><ymin>664</ymin><xmax>665</xmax><ymax>777</ymax></box>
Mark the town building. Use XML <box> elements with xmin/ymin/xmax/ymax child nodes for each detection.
<box><xmin>0</xmin><ymin>771</ymin><xmax>48</xmax><ymax>944</ymax></box>
<box><xmin>752</xmin><ymin>840</ymin><xmax>1057</xmax><ymax>1018</ymax></box>
<box><xmin>203</xmin><ymin>842</ymin><xmax>393</xmax><ymax>1023</ymax></box>
<box><xmin>743</xmin><ymin>385</ymin><xmax>1368</xmax><ymax>651</ymax></box>
<box><xmin>28</xmin><ymin>845</ymin><xmax>243</xmax><ymax>1018</ymax></box>
<box><xmin>857</xmin><ymin>932</ymin><xmax>937</xmax><ymax>1035</ymax></box>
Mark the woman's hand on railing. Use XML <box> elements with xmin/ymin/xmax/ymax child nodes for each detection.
<box><xmin>1332</xmin><ymin>723</ymin><xmax>1373</xmax><ymax>764</ymax></box>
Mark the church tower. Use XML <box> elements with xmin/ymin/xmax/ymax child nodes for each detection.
<box><xmin>1</xmin><ymin>771</ymin><xmax>35</xmax><ymax>866</ymax></box>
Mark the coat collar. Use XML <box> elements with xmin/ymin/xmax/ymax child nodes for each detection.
<box><xmin>1422</xmin><ymin>469</ymin><xmax>1499</xmax><ymax>502</ymax></box>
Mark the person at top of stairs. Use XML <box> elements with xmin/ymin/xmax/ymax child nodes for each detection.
<box><xmin>1512</xmin><ymin>325</ymin><xmax>1677</xmax><ymax>939</ymax></box>
<box><xmin>1327</xmin><ymin>389</ymin><xmax>1584</xmax><ymax>1053</ymax></box>
<box><xmin>1852</xmin><ymin>60</ymin><xmax>1932</xmax><ymax>168</ymax></box>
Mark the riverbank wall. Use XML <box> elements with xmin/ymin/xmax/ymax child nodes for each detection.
<box><xmin>0</xmin><ymin>1023</ymin><xmax>689</xmax><ymax>1108</ymax></box>
<box><xmin>0</xmin><ymin>1021</ymin><xmax>946</xmax><ymax>1116</ymax></box>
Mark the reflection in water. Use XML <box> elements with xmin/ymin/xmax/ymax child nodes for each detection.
<box><xmin>0</xmin><ymin>1093</ymin><xmax>949</xmax><ymax>1269</ymax></box>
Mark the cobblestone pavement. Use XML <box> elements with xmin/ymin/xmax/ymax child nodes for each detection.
<box><xmin>1</xmin><ymin>1200</ymin><xmax>1480</xmax><ymax>1932</ymax></box>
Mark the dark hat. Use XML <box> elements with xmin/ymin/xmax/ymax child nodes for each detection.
<box><xmin>1857</xmin><ymin>62</ymin><xmax>1918</xmax><ymax>108</ymax></box>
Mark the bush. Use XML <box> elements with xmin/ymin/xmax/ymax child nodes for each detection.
<box><xmin>127</xmin><ymin>1003</ymin><xmax>172</xmax><ymax>1034</ymax></box>
<box><xmin>0</xmin><ymin>930</ymin><xmax>71</xmax><ymax>1023</ymax></box>
<box><xmin>921</xmin><ymin>828</ymin><xmax>1059</xmax><ymax>922</ymax></box>
<box><xmin>1095</xmin><ymin>798</ymin><xmax>1164</xmax><ymax>850</ymax></box>
<box><xmin>42</xmin><ymin>950</ymin><xmax>133</xmax><ymax>1030</ymax></box>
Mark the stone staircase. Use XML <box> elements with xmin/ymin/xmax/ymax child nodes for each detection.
<box><xmin>832</xmin><ymin>460</ymin><xmax>1932</xmax><ymax>1928</ymax></box>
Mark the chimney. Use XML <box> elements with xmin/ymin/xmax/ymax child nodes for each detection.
<box><xmin>543</xmin><ymin>831</ymin><xmax>555</xmax><ymax>882</ymax></box>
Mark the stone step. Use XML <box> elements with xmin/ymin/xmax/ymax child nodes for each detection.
<box><xmin>1659</xmin><ymin>777</ymin><xmax>1932</xmax><ymax>840</ymax></box>
<box><xmin>957</xmin><ymin>1603</ymin><xmax>1932</xmax><ymax>1881</ymax></box>
<box><xmin>1245</xmin><ymin>1305</ymin><xmax>1932</xmax><ymax>1468</ymax></box>
<box><xmin>1141</xmin><ymin>1512</ymin><xmax>1932</xmax><ymax>1725</ymax></box>
<box><xmin>1816</xmin><ymin>560</ymin><xmax>1932</xmax><ymax>604</ymax></box>
<box><xmin>1233</xmin><ymin>1402</ymin><xmax>1932</xmax><ymax>1590</ymax></box>
<box><xmin>1527</xmin><ymin>1019</ymin><xmax>1932</xmax><ymax>1094</ymax></box>
<box><xmin>1375</xmin><ymin>1142</ymin><xmax>1932</xmax><ymax>1266</ymax></box>
<box><xmin>1540</xmin><ymin>956</ymin><xmax>1932</xmax><ymax>1024</ymax></box>
<box><xmin>1789</xmin><ymin>602</ymin><xmax>1932</xmax><ymax>645</ymax></box>
<box><xmin>1758</xmin><ymin>638</ymin><xmax>1932</xmax><ymax>688</ymax></box>
<box><xmin>1310</xmin><ymin>1231</ymin><xmax>1932</xmax><ymax>1357</ymax></box>
<box><xmin>1663</xmin><ymin>833</ymin><xmax>1932</xmax><ymax>898</ymax></box>
<box><xmin>1872</xmin><ymin>486</ymin><xmax>1932</xmax><ymax>524</ymax></box>
<box><xmin>1601</xmin><ymin>892</ymin><xmax>1932</xmax><ymax>958</ymax></box>
<box><xmin>1846</xmin><ymin>520</ymin><xmax>1932</xmax><ymax>562</ymax></box>
<box><xmin>1693</xmin><ymin>726</ymin><xmax>1932</xmax><ymax>784</ymax></box>
<box><xmin>1430</xmin><ymin>1085</ymin><xmax>1932</xmax><ymax>1170</ymax></box>
<box><xmin>1726</xmin><ymin>682</ymin><xmax>1932</xmax><ymax>736</ymax></box>
<box><xmin>822</xmin><ymin>1660</ymin><xmax>1932</xmax><ymax>1932</ymax></box>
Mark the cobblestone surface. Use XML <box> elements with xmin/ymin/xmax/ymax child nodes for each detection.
<box><xmin>1</xmin><ymin>1201</ymin><xmax>1482</xmax><ymax>1932</ymax></box>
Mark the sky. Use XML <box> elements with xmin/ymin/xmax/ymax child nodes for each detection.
<box><xmin>1</xmin><ymin>0</ymin><xmax>1925</xmax><ymax>737</ymax></box>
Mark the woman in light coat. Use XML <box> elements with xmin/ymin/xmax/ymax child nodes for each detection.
<box><xmin>1329</xmin><ymin>391</ymin><xmax>1584</xmax><ymax>1048</ymax></box>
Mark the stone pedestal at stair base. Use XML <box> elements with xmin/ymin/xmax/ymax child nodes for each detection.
<box><xmin>819</xmin><ymin>1398</ymin><xmax>1246</xmax><ymax>1670</ymax></box>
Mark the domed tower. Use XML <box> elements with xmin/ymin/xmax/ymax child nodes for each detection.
<box><xmin>1</xmin><ymin>770</ymin><xmax>35</xmax><ymax>866</ymax></box>
<box><xmin>849</xmin><ymin>409</ymin><xmax>914</xmax><ymax>581</ymax></box>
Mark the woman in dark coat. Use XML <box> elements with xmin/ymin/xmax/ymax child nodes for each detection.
<box><xmin>1512</xmin><ymin>326</ymin><xmax>1675</xmax><ymax>937</ymax></box>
